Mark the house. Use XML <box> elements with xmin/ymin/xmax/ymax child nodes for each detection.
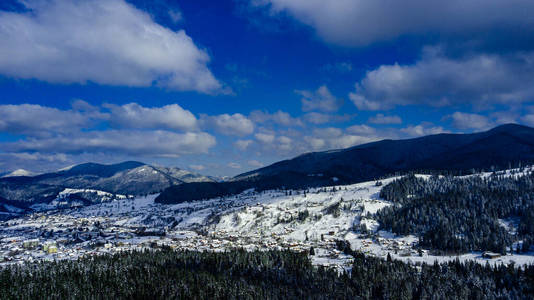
<box><xmin>482</xmin><ymin>251</ymin><xmax>501</xmax><ymax>259</ymax></box>
<box><xmin>47</xmin><ymin>245</ymin><xmax>58</xmax><ymax>254</ymax></box>
<box><xmin>22</xmin><ymin>239</ymin><xmax>39</xmax><ymax>249</ymax></box>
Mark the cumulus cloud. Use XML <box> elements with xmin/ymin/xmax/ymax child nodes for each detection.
<box><xmin>297</xmin><ymin>85</ymin><xmax>343</xmax><ymax>112</ymax></box>
<box><xmin>0</xmin><ymin>0</ymin><xmax>223</xmax><ymax>93</ymax></box>
<box><xmin>345</xmin><ymin>124</ymin><xmax>377</xmax><ymax>136</ymax></box>
<box><xmin>105</xmin><ymin>103</ymin><xmax>198</xmax><ymax>131</ymax></box>
<box><xmin>303</xmin><ymin>112</ymin><xmax>352</xmax><ymax>125</ymax></box>
<box><xmin>277</xmin><ymin>136</ymin><xmax>293</xmax><ymax>151</ymax></box>
<box><xmin>235</xmin><ymin>139</ymin><xmax>254</xmax><ymax>150</ymax></box>
<box><xmin>248</xmin><ymin>0</ymin><xmax>534</xmax><ymax>46</ymax></box>
<box><xmin>249</xmin><ymin>110</ymin><xmax>303</xmax><ymax>126</ymax></box>
<box><xmin>200</xmin><ymin>113</ymin><xmax>254</xmax><ymax>136</ymax></box>
<box><xmin>305</xmin><ymin>127</ymin><xmax>377</xmax><ymax>150</ymax></box>
<box><xmin>304</xmin><ymin>132</ymin><xmax>377</xmax><ymax>151</ymax></box>
<box><xmin>255</xmin><ymin>132</ymin><xmax>276</xmax><ymax>144</ymax></box>
<box><xmin>400</xmin><ymin>123</ymin><xmax>447</xmax><ymax>137</ymax></box>
<box><xmin>349</xmin><ymin>49</ymin><xmax>534</xmax><ymax>110</ymax></box>
<box><xmin>0</xmin><ymin>103</ymin><xmax>99</xmax><ymax>137</ymax></box>
<box><xmin>448</xmin><ymin>112</ymin><xmax>492</xmax><ymax>130</ymax></box>
<box><xmin>3</xmin><ymin>130</ymin><xmax>216</xmax><ymax>157</ymax></box>
<box><xmin>303</xmin><ymin>137</ymin><xmax>325</xmax><ymax>150</ymax></box>
<box><xmin>312</xmin><ymin>127</ymin><xmax>342</xmax><ymax>139</ymax></box>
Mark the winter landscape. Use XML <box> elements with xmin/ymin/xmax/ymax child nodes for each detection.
<box><xmin>3</xmin><ymin>166</ymin><xmax>534</xmax><ymax>270</ymax></box>
<box><xmin>3</xmin><ymin>0</ymin><xmax>534</xmax><ymax>298</ymax></box>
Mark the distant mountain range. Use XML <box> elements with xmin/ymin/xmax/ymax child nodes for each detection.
<box><xmin>156</xmin><ymin>124</ymin><xmax>534</xmax><ymax>204</ymax></box>
<box><xmin>0</xmin><ymin>161</ymin><xmax>214</xmax><ymax>210</ymax></box>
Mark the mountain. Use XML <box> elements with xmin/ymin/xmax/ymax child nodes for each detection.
<box><xmin>1</xmin><ymin>169</ymin><xmax>37</xmax><ymax>178</ymax></box>
<box><xmin>0</xmin><ymin>161</ymin><xmax>214</xmax><ymax>210</ymax></box>
<box><xmin>156</xmin><ymin>124</ymin><xmax>534</xmax><ymax>204</ymax></box>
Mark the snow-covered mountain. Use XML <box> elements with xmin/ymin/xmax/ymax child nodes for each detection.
<box><xmin>1</xmin><ymin>169</ymin><xmax>37</xmax><ymax>178</ymax></box>
<box><xmin>0</xmin><ymin>161</ymin><xmax>213</xmax><ymax>211</ymax></box>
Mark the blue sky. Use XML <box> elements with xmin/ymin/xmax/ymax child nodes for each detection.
<box><xmin>1</xmin><ymin>0</ymin><xmax>534</xmax><ymax>176</ymax></box>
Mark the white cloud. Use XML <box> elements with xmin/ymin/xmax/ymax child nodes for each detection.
<box><xmin>348</xmin><ymin>94</ymin><xmax>384</xmax><ymax>111</ymax></box>
<box><xmin>105</xmin><ymin>103</ymin><xmax>198</xmax><ymax>131</ymax></box>
<box><xmin>235</xmin><ymin>139</ymin><xmax>254</xmax><ymax>150</ymax></box>
<box><xmin>304</xmin><ymin>129</ymin><xmax>377</xmax><ymax>151</ymax></box>
<box><xmin>400</xmin><ymin>124</ymin><xmax>447</xmax><ymax>137</ymax></box>
<box><xmin>303</xmin><ymin>112</ymin><xmax>352</xmax><ymax>124</ymax></box>
<box><xmin>297</xmin><ymin>85</ymin><xmax>343</xmax><ymax>112</ymax></box>
<box><xmin>249</xmin><ymin>0</ymin><xmax>534</xmax><ymax>46</ymax></box>
<box><xmin>277</xmin><ymin>135</ymin><xmax>293</xmax><ymax>150</ymax></box>
<box><xmin>349</xmin><ymin>49</ymin><xmax>534</xmax><ymax>110</ymax></box>
<box><xmin>328</xmin><ymin>135</ymin><xmax>374</xmax><ymax>149</ymax></box>
<box><xmin>312</xmin><ymin>127</ymin><xmax>342</xmax><ymax>139</ymax></box>
<box><xmin>304</xmin><ymin>137</ymin><xmax>326</xmax><ymax>150</ymax></box>
<box><xmin>346</xmin><ymin>124</ymin><xmax>377</xmax><ymax>136</ymax></box>
<box><xmin>201</xmin><ymin>113</ymin><xmax>254</xmax><ymax>136</ymax></box>
<box><xmin>0</xmin><ymin>0</ymin><xmax>223</xmax><ymax>93</ymax></box>
<box><xmin>3</xmin><ymin>130</ymin><xmax>216</xmax><ymax>157</ymax></box>
<box><xmin>255</xmin><ymin>133</ymin><xmax>276</xmax><ymax>144</ymax></box>
<box><xmin>0</xmin><ymin>103</ymin><xmax>98</xmax><ymax>137</ymax></box>
<box><xmin>449</xmin><ymin>112</ymin><xmax>492</xmax><ymax>130</ymax></box>
<box><xmin>368</xmin><ymin>114</ymin><xmax>402</xmax><ymax>125</ymax></box>
<box><xmin>249</xmin><ymin>110</ymin><xmax>303</xmax><ymax>126</ymax></box>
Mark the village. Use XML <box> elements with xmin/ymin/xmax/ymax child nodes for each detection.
<box><xmin>0</xmin><ymin>180</ymin><xmax>415</xmax><ymax>271</ymax></box>
<box><xmin>0</xmin><ymin>211</ymin><xmax>360</xmax><ymax>271</ymax></box>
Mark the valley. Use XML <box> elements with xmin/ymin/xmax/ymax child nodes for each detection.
<box><xmin>3</xmin><ymin>168</ymin><xmax>534</xmax><ymax>270</ymax></box>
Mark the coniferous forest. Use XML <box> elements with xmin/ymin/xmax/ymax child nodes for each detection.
<box><xmin>376</xmin><ymin>171</ymin><xmax>534</xmax><ymax>254</ymax></box>
<box><xmin>1</xmin><ymin>248</ymin><xmax>534</xmax><ymax>299</ymax></box>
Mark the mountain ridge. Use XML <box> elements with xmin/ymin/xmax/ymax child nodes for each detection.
<box><xmin>157</xmin><ymin>124</ymin><xmax>534</xmax><ymax>204</ymax></box>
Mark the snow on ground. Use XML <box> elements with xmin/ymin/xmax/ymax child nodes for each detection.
<box><xmin>212</xmin><ymin>178</ymin><xmax>395</xmax><ymax>244</ymax></box>
<box><xmin>59</xmin><ymin>188</ymin><xmax>128</xmax><ymax>199</ymax></box>
<box><xmin>3</xmin><ymin>169</ymin><xmax>534</xmax><ymax>269</ymax></box>
<box><xmin>458</xmin><ymin>165</ymin><xmax>534</xmax><ymax>180</ymax></box>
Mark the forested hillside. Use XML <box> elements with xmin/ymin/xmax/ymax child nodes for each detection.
<box><xmin>377</xmin><ymin>170</ymin><xmax>534</xmax><ymax>254</ymax></box>
<box><xmin>1</xmin><ymin>248</ymin><xmax>534</xmax><ymax>299</ymax></box>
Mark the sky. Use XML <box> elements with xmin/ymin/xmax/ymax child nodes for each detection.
<box><xmin>0</xmin><ymin>0</ymin><xmax>534</xmax><ymax>176</ymax></box>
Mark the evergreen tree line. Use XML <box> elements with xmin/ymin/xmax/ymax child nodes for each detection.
<box><xmin>2</xmin><ymin>248</ymin><xmax>534</xmax><ymax>299</ymax></box>
<box><xmin>376</xmin><ymin>171</ymin><xmax>534</xmax><ymax>253</ymax></box>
